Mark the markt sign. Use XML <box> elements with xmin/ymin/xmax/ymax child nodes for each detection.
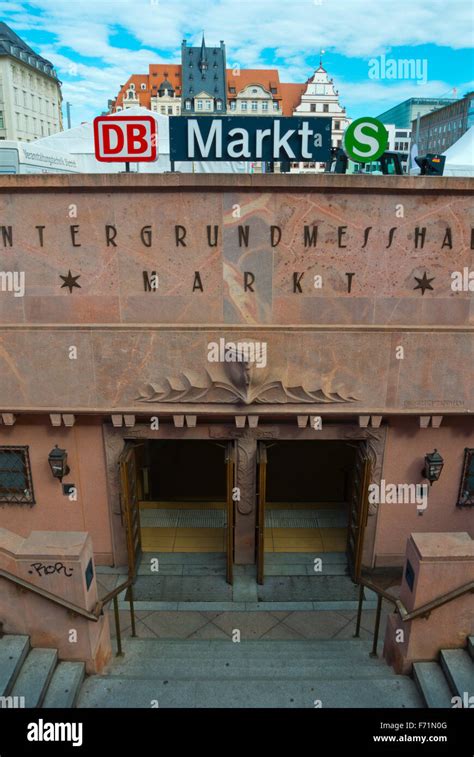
<box><xmin>169</xmin><ymin>116</ymin><xmax>332</xmax><ymax>162</ymax></box>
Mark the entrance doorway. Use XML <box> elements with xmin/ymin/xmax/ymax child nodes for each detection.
<box><xmin>256</xmin><ymin>440</ymin><xmax>370</xmax><ymax>584</ymax></box>
<box><xmin>120</xmin><ymin>439</ymin><xmax>235</xmax><ymax>583</ymax></box>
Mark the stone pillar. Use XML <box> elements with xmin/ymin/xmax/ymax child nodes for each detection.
<box><xmin>0</xmin><ymin>528</ymin><xmax>112</xmax><ymax>674</ymax></box>
<box><xmin>383</xmin><ymin>532</ymin><xmax>474</xmax><ymax>674</ymax></box>
<box><xmin>234</xmin><ymin>436</ymin><xmax>257</xmax><ymax>564</ymax></box>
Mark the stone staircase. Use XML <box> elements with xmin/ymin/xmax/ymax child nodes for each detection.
<box><xmin>77</xmin><ymin>638</ymin><xmax>423</xmax><ymax>708</ymax></box>
<box><xmin>3</xmin><ymin>632</ymin><xmax>471</xmax><ymax>709</ymax></box>
<box><xmin>0</xmin><ymin>635</ymin><xmax>85</xmax><ymax>708</ymax></box>
<box><xmin>413</xmin><ymin>636</ymin><xmax>474</xmax><ymax>708</ymax></box>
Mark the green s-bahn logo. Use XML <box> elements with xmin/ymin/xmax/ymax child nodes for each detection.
<box><xmin>343</xmin><ymin>117</ymin><xmax>389</xmax><ymax>163</ymax></box>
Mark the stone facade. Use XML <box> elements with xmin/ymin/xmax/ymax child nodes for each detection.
<box><xmin>0</xmin><ymin>174</ymin><xmax>472</xmax><ymax>570</ymax></box>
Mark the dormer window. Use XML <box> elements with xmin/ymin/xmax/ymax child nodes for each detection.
<box><xmin>130</xmin><ymin>83</ymin><xmax>135</xmax><ymax>90</ymax></box>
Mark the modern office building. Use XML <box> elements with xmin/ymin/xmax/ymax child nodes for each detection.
<box><xmin>413</xmin><ymin>90</ymin><xmax>474</xmax><ymax>154</ymax></box>
<box><xmin>376</xmin><ymin>97</ymin><xmax>457</xmax><ymax>129</ymax></box>
<box><xmin>0</xmin><ymin>21</ymin><xmax>63</xmax><ymax>142</ymax></box>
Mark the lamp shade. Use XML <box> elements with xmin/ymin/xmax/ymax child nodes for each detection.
<box><xmin>423</xmin><ymin>449</ymin><xmax>444</xmax><ymax>484</ymax></box>
<box><xmin>48</xmin><ymin>445</ymin><xmax>70</xmax><ymax>481</ymax></box>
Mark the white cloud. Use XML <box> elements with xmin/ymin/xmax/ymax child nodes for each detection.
<box><xmin>1</xmin><ymin>0</ymin><xmax>472</xmax><ymax>124</ymax></box>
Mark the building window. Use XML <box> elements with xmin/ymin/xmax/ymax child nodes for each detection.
<box><xmin>0</xmin><ymin>446</ymin><xmax>35</xmax><ymax>504</ymax></box>
<box><xmin>323</xmin><ymin>104</ymin><xmax>329</xmax><ymax>112</ymax></box>
<box><xmin>230</xmin><ymin>101</ymin><xmax>236</xmax><ymax>111</ymax></box>
<box><xmin>270</xmin><ymin>87</ymin><xmax>277</xmax><ymax>94</ymax></box>
<box><xmin>262</xmin><ymin>101</ymin><xmax>268</xmax><ymax>111</ymax></box>
<box><xmin>167</xmin><ymin>106</ymin><xmax>172</xmax><ymax>114</ymax></box>
<box><xmin>205</xmin><ymin>100</ymin><xmax>212</xmax><ymax>110</ymax></box>
<box><xmin>457</xmin><ymin>448</ymin><xmax>474</xmax><ymax>506</ymax></box>
<box><xmin>185</xmin><ymin>100</ymin><xmax>191</xmax><ymax>110</ymax></box>
<box><xmin>251</xmin><ymin>100</ymin><xmax>258</xmax><ymax>111</ymax></box>
<box><xmin>160</xmin><ymin>106</ymin><xmax>166</xmax><ymax>114</ymax></box>
<box><xmin>310</xmin><ymin>104</ymin><xmax>316</xmax><ymax>112</ymax></box>
<box><xmin>216</xmin><ymin>99</ymin><xmax>222</xmax><ymax>111</ymax></box>
<box><xmin>0</xmin><ymin>111</ymin><xmax>4</xmax><ymax>129</ymax></box>
<box><xmin>197</xmin><ymin>100</ymin><xmax>203</xmax><ymax>110</ymax></box>
<box><xmin>229</xmin><ymin>87</ymin><xmax>236</xmax><ymax>94</ymax></box>
<box><xmin>141</xmin><ymin>83</ymin><xmax>146</xmax><ymax>90</ymax></box>
<box><xmin>241</xmin><ymin>101</ymin><xmax>247</xmax><ymax>111</ymax></box>
<box><xmin>273</xmin><ymin>101</ymin><xmax>278</xmax><ymax>111</ymax></box>
<box><xmin>334</xmin><ymin>120</ymin><xmax>340</xmax><ymax>130</ymax></box>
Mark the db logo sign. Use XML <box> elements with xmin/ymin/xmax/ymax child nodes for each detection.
<box><xmin>93</xmin><ymin>115</ymin><xmax>157</xmax><ymax>162</ymax></box>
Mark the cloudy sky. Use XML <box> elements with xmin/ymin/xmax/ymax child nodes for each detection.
<box><xmin>1</xmin><ymin>0</ymin><xmax>473</xmax><ymax>125</ymax></box>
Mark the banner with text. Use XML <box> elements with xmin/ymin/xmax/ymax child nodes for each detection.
<box><xmin>169</xmin><ymin>116</ymin><xmax>332</xmax><ymax>162</ymax></box>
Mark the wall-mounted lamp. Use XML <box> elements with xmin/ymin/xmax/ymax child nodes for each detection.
<box><xmin>48</xmin><ymin>445</ymin><xmax>70</xmax><ymax>482</ymax></box>
<box><xmin>421</xmin><ymin>449</ymin><xmax>444</xmax><ymax>486</ymax></box>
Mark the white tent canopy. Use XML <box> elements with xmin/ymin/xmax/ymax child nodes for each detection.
<box><xmin>443</xmin><ymin>127</ymin><xmax>474</xmax><ymax>177</ymax></box>
<box><xmin>32</xmin><ymin>107</ymin><xmax>251</xmax><ymax>174</ymax></box>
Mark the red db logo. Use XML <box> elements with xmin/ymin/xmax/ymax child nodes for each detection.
<box><xmin>93</xmin><ymin>115</ymin><xmax>157</xmax><ymax>162</ymax></box>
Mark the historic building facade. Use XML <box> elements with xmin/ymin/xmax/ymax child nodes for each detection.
<box><xmin>0</xmin><ymin>22</ymin><xmax>63</xmax><ymax>142</ymax></box>
<box><xmin>292</xmin><ymin>62</ymin><xmax>350</xmax><ymax>172</ymax></box>
<box><xmin>109</xmin><ymin>37</ymin><xmax>344</xmax><ymax>140</ymax></box>
<box><xmin>0</xmin><ymin>174</ymin><xmax>472</xmax><ymax>582</ymax></box>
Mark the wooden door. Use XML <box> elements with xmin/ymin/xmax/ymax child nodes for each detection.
<box><xmin>225</xmin><ymin>441</ymin><xmax>235</xmax><ymax>585</ymax></box>
<box><xmin>119</xmin><ymin>442</ymin><xmax>142</xmax><ymax>578</ymax></box>
<box><xmin>346</xmin><ymin>442</ymin><xmax>372</xmax><ymax>582</ymax></box>
<box><xmin>256</xmin><ymin>442</ymin><xmax>267</xmax><ymax>585</ymax></box>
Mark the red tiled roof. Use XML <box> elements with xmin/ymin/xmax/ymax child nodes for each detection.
<box><xmin>279</xmin><ymin>82</ymin><xmax>307</xmax><ymax>116</ymax></box>
<box><xmin>112</xmin><ymin>64</ymin><xmax>307</xmax><ymax>115</ymax></box>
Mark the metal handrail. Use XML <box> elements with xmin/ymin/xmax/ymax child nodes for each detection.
<box><xmin>0</xmin><ymin>567</ymin><xmax>136</xmax><ymax>656</ymax></box>
<box><xmin>354</xmin><ymin>575</ymin><xmax>474</xmax><ymax>658</ymax></box>
<box><xmin>0</xmin><ymin>569</ymin><xmax>100</xmax><ymax>620</ymax></box>
<box><xmin>399</xmin><ymin>580</ymin><xmax>474</xmax><ymax>622</ymax></box>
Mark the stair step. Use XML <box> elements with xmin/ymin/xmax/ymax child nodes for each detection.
<box><xmin>43</xmin><ymin>662</ymin><xmax>85</xmax><ymax>709</ymax></box>
<box><xmin>0</xmin><ymin>635</ymin><xmax>30</xmax><ymax>696</ymax></box>
<box><xmin>78</xmin><ymin>675</ymin><xmax>422</xmax><ymax>709</ymax></box>
<box><xmin>114</xmin><ymin>638</ymin><xmax>376</xmax><ymax>661</ymax></box>
<box><xmin>106</xmin><ymin>657</ymin><xmax>391</xmax><ymax>681</ymax></box>
<box><xmin>11</xmin><ymin>648</ymin><xmax>57</xmax><ymax>707</ymax></box>
<box><xmin>412</xmin><ymin>662</ymin><xmax>454</xmax><ymax>708</ymax></box>
<box><xmin>440</xmin><ymin>649</ymin><xmax>474</xmax><ymax>698</ymax></box>
<box><xmin>468</xmin><ymin>637</ymin><xmax>474</xmax><ymax>662</ymax></box>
